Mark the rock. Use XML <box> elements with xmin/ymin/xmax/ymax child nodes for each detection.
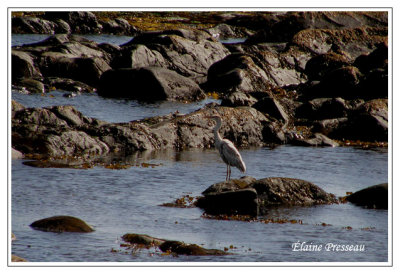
<box><xmin>252</xmin><ymin>95</ymin><xmax>290</xmax><ymax>123</ymax></box>
<box><xmin>112</xmin><ymin>44</ymin><xmax>169</xmax><ymax>69</ymax></box>
<box><xmin>40</xmin><ymin>56</ymin><xmax>111</xmax><ymax>87</ymax></box>
<box><xmin>122</xmin><ymin>233</ymin><xmax>164</xmax><ymax>246</ymax></box>
<box><xmin>353</xmin><ymin>42</ymin><xmax>388</xmax><ymax>73</ymax></box>
<box><xmin>100</xmin><ymin>18</ymin><xmax>139</xmax><ymax>35</ymax></box>
<box><xmin>42</xmin><ymin>11</ymin><xmax>101</xmax><ymax>34</ymax></box>
<box><xmin>14</xmin><ymin>78</ymin><xmax>45</xmax><ymax>93</ymax></box>
<box><xmin>12</xmin><ymin>104</ymin><xmax>270</xmax><ymax>159</ymax></box>
<box><xmin>356</xmin><ymin>68</ymin><xmax>388</xmax><ymax>99</ymax></box>
<box><xmin>12</xmin><ymin>16</ymin><xmax>57</xmax><ymax>34</ymax></box>
<box><xmin>305</xmin><ymin>52</ymin><xmax>351</xmax><ymax>80</ymax></box>
<box><xmin>159</xmin><ymin>241</ymin><xmax>229</xmax><ymax>256</ymax></box>
<box><xmin>30</xmin><ymin>216</ymin><xmax>94</xmax><ymax>232</ymax></box>
<box><xmin>44</xmin><ymin>77</ymin><xmax>96</xmax><ymax>93</ymax></box>
<box><xmin>196</xmin><ymin>188</ymin><xmax>259</xmax><ymax>216</ymax></box>
<box><xmin>292</xmin><ymin>26</ymin><xmax>387</xmax><ymax>60</ymax></box>
<box><xmin>122</xmin><ymin>29</ymin><xmax>230</xmax><ymax>84</ymax></box>
<box><xmin>12</xmin><ymin>148</ymin><xmax>24</xmax><ymax>159</ymax></box>
<box><xmin>98</xmin><ymin>67</ymin><xmax>206</xmax><ymax>102</ymax></box>
<box><xmin>252</xmin><ymin>177</ymin><xmax>337</xmax><ymax>208</ymax></box>
<box><xmin>244</xmin><ymin>12</ymin><xmax>388</xmax><ymax>44</ymax></box>
<box><xmin>295</xmin><ymin>98</ymin><xmax>350</xmax><ymax>120</ymax></box>
<box><xmin>12</xmin><ymin>50</ymin><xmax>42</xmax><ymax>81</ymax></box>
<box><xmin>301</xmin><ymin>66</ymin><xmax>363</xmax><ymax>99</ymax></box>
<box><xmin>290</xmin><ymin>133</ymin><xmax>339</xmax><ymax>147</ymax></box>
<box><xmin>346</xmin><ymin>183</ymin><xmax>388</xmax><ymax>209</ymax></box>
<box><xmin>121</xmin><ymin>233</ymin><xmax>229</xmax><ymax>256</ymax></box>
<box><xmin>11</xmin><ymin>254</ymin><xmax>27</xmax><ymax>262</ymax></box>
<box><xmin>197</xmin><ymin>177</ymin><xmax>337</xmax><ymax>216</ymax></box>
<box><xmin>328</xmin><ymin>99</ymin><xmax>388</xmax><ymax>142</ymax></box>
<box><xmin>206</xmin><ymin>53</ymin><xmax>274</xmax><ymax>94</ymax></box>
<box><xmin>220</xmin><ymin>91</ymin><xmax>258</xmax><ymax>107</ymax></box>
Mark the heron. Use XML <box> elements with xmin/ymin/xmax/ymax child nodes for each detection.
<box><xmin>207</xmin><ymin>114</ymin><xmax>246</xmax><ymax>181</ymax></box>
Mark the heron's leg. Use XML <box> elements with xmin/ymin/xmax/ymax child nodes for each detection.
<box><xmin>226</xmin><ymin>165</ymin><xmax>229</xmax><ymax>181</ymax></box>
<box><xmin>228</xmin><ymin>165</ymin><xmax>231</xmax><ymax>181</ymax></box>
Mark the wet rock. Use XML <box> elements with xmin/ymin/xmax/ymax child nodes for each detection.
<box><xmin>305</xmin><ymin>52</ymin><xmax>351</xmax><ymax>81</ymax></box>
<box><xmin>122</xmin><ymin>233</ymin><xmax>164</xmax><ymax>246</ymax></box>
<box><xmin>220</xmin><ymin>91</ymin><xmax>258</xmax><ymax>107</ymax></box>
<box><xmin>159</xmin><ymin>241</ymin><xmax>229</xmax><ymax>256</ymax></box>
<box><xmin>346</xmin><ymin>183</ymin><xmax>388</xmax><ymax>209</ymax></box>
<box><xmin>328</xmin><ymin>99</ymin><xmax>388</xmax><ymax>142</ymax></box>
<box><xmin>206</xmin><ymin>53</ymin><xmax>274</xmax><ymax>94</ymax></box>
<box><xmin>196</xmin><ymin>188</ymin><xmax>259</xmax><ymax>216</ymax></box>
<box><xmin>244</xmin><ymin>12</ymin><xmax>387</xmax><ymax>44</ymax></box>
<box><xmin>197</xmin><ymin>177</ymin><xmax>337</xmax><ymax>216</ymax></box>
<box><xmin>12</xmin><ymin>50</ymin><xmax>42</xmax><ymax>81</ymax></box>
<box><xmin>44</xmin><ymin>77</ymin><xmax>96</xmax><ymax>93</ymax></box>
<box><xmin>290</xmin><ymin>133</ymin><xmax>339</xmax><ymax>147</ymax></box>
<box><xmin>252</xmin><ymin>95</ymin><xmax>290</xmax><ymax>123</ymax></box>
<box><xmin>292</xmin><ymin>26</ymin><xmax>387</xmax><ymax>59</ymax></box>
<box><xmin>12</xmin><ymin>16</ymin><xmax>57</xmax><ymax>34</ymax></box>
<box><xmin>121</xmin><ymin>233</ymin><xmax>229</xmax><ymax>256</ymax></box>
<box><xmin>295</xmin><ymin>97</ymin><xmax>350</xmax><ymax>120</ymax></box>
<box><xmin>301</xmin><ymin>66</ymin><xmax>363</xmax><ymax>99</ymax></box>
<box><xmin>100</xmin><ymin>18</ymin><xmax>139</xmax><ymax>35</ymax></box>
<box><xmin>30</xmin><ymin>216</ymin><xmax>94</xmax><ymax>233</ymax></box>
<box><xmin>14</xmin><ymin>78</ymin><xmax>45</xmax><ymax>93</ymax></box>
<box><xmin>42</xmin><ymin>11</ymin><xmax>101</xmax><ymax>34</ymax></box>
<box><xmin>98</xmin><ymin>66</ymin><xmax>206</xmax><ymax>102</ymax></box>
<box><xmin>353</xmin><ymin>42</ymin><xmax>388</xmax><ymax>73</ymax></box>
<box><xmin>122</xmin><ymin>29</ymin><xmax>230</xmax><ymax>84</ymax></box>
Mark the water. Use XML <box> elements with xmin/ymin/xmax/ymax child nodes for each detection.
<box><xmin>10</xmin><ymin>34</ymin><xmax>389</xmax><ymax>264</ymax></box>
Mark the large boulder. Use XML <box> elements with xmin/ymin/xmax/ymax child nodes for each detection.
<box><xmin>12</xmin><ymin>50</ymin><xmax>42</xmax><ymax>81</ymax></box>
<box><xmin>197</xmin><ymin>177</ymin><xmax>338</xmax><ymax>216</ymax></box>
<box><xmin>328</xmin><ymin>99</ymin><xmax>388</xmax><ymax>142</ymax></box>
<box><xmin>12</xmin><ymin>16</ymin><xmax>57</xmax><ymax>34</ymax></box>
<box><xmin>42</xmin><ymin>11</ymin><xmax>101</xmax><ymax>34</ymax></box>
<box><xmin>97</xmin><ymin>67</ymin><xmax>206</xmax><ymax>102</ymax></box>
<box><xmin>346</xmin><ymin>183</ymin><xmax>388</xmax><ymax>209</ymax></box>
<box><xmin>121</xmin><ymin>29</ymin><xmax>230</xmax><ymax>84</ymax></box>
<box><xmin>30</xmin><ymin>216</ymin><xmax>94</xmax><ymax>233</ymax></box>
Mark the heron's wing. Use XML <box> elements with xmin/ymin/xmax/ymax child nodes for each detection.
<box><xmin>219</xmin><ymin>139</ymin><xmax>246</xmax><ymax>172</ymax></box>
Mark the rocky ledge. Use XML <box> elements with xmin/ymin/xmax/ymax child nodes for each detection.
<box><xmin>196</xmin><ymin>176</ymin><xmax>338</xmax><ymax>216</ymax></box>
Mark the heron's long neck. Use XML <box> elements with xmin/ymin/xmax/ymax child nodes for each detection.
<box><xmin>213</xmin><ymin>118</ymin><xmax>223</xmax><ymax>145</ymax></box>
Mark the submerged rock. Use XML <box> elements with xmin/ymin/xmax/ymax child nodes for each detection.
<box><xmin>346</xmin><ymin>183</ymin><xmax>388</xmax><ymax>209</ymax></box>
<box><xmin>197</xmin><ymin>176</ymin><xmax>337</xmax><ymax>216</ymax></box>
<box><xmin>121</xmin><ymin>233</ymin><xmax>229</xmax><ymax>256</ymax></box>
<box><xmin>30</xmin><ymin>216</ymin><xmax>94</xmax><ymax>233</ymax></box>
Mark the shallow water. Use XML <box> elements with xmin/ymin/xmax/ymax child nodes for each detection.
<box><xmin>10</xmin><ymin>34</ymin><xmax>389</xmax><ymax>264</ymax></box>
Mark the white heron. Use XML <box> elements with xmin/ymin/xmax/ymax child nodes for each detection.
<box><xmin>207</xmin><ymin>114</ymin><xmax>246</xmax><ymax>181</ymax></box>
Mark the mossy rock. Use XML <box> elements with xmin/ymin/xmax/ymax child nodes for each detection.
<box><xmin>30</xmin><ymin>216</ymin><xmax>94</xmax><ymax>233</ymax></box>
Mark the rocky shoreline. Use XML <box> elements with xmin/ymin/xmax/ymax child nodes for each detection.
<box><xmin>11</xmin><ymin>11</ymin><xmax>388</xmax><ymax>163</ymax></box>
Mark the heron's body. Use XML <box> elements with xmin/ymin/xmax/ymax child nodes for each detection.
<box><xmin>208</xmin><ymin>115</ymin><xmax>246</xmax><ymax>181</ymax></box>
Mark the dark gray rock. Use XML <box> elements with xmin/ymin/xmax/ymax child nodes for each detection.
<box><xmin>14</xmin><ymin>78</ymin><xmax>45</xmax><ymax>93</ymax></box>
<box><xmin>98</xmin><ymin>67</ymin><xmax>206</xmax><ymax>102</ymax></box>
<box><xmin>100</xmin><ymin>18</ymin><xmax>139</xmax><ymax>35</ymax></box>
<box><xmin>346</xmin><ymin>183</ymin><xmax>388</xmax><ymax>209</ymax></box>
<box><xmin>122</xmin><ymin>233</ymin><xmax>229</xmax><ymax>256</ymax></box>
<box><xmin>12</xmin><ymin>16</ymin><xmax>57</xmax><ymax>34</ymax></box>
<box><xmin>42</xmin><ymin>11</ymin><xmax>101</xmax><ymax>34</ymax></box>
<box><xmin>30</xmin><ymin>216</ymin><xmax>94</xmax><ymax>233</ymax></box>
<box><xmin>305</xmin><ymin>52</ymin><xmax>351</xmax><ymax>81</ymax></box>
<box><xmin>12</xmin><ymin>50</ymin><xmax>42</xmax><ymax>81</ymax></box>
<box><xmin>197</xmin><ymin>176</ymin><xmax>338</xmax><ymax>216</ymax></box>
<box><xmin>220</xmin><ymin>92</ymin><xmax>258</xmax><ymax>107</ymax></box>
<box><xmin>328</xmin><ymin>99</ymin><xmax>388</xmax><ymax>142</ymax></box>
